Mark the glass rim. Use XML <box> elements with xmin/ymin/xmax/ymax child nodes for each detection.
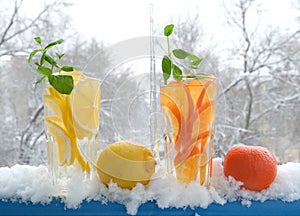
<box><xmin>161</xmin><ymin>73</ymin><xmax>216</xmax><ymax>86</ymax></box>
<box><xmin>178</xmin><ymin>73</ymin><xmax>216</xmax><ymax>80</ymax></box>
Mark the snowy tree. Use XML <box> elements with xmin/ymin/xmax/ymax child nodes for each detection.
<box><xmin>0</xmin><ymin>0</ymin><xmax>73</xmax><ymax>58</ymax></box>
<box><xmin>220</xmin><ymin>0</ymin><xmax>300</xmax><ymax>161</ymax></box>
<box><xmin>0</xmin><ymin>0</ymin><xmax>73</xmax><ymax>166</ymax></box>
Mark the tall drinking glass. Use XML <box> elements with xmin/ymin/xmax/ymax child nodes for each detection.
<box><xmin>160</xmin><ymin>74</ymin><xmax>216</xmax><ymax>186</ymax></box>
<box><xmin>44</xmin><ymin>71</ymin><xmax>101</xmax><ymax>185</ymax></box>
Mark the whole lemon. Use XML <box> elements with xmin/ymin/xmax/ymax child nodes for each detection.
<box><xmin>96</xmin><ymin>141</ymin><xmax>156</xmax><ymax>189</ymax></box>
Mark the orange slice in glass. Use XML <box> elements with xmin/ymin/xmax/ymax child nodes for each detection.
<box><xmin>175</xmin><ymin>145</ymin><xmax>200</xmax><ymax>183</ymax></box>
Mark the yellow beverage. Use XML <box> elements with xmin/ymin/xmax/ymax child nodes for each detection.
<box><xmin>44</xmin><ymin>71</ymin><xmax>101</xmax><ymax>183</ymax></box>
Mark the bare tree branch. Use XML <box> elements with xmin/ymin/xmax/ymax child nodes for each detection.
<box><xmin>20</xmin><ymin>104</ymin><xmax>44</xmax><ymax>148</ymax></box>
<box><xmin>0</xmin><ymin>0</ymin><xmax>72</xmax><ymax>58</ymax></box>
<box><xmin>219</xmin><ymin>76</ymin><xmax>245</xmax><ymax>96</ymax></box>
<box><xmin>244</xmin><ymin>78</ymin><xmax>253</xmax><ymax>130</ymax></box>
<box><xmin>3</xmin><ymin>4</ymin><xmax>51</xmax><ymax>44</ymax></box>
<box><xmin>0</xmin><ymin>0</ymin><xmax>23</xmax><ymax>46</ymax></box>
<box><xmin>250</xmin><ymin>106</ymin><xmax>274</xmax><ymax>125</ymax></box>
<box><xmin>31</xmin><ymin>129</ymin><xmax>45</xmax><ymax>150</ymax></box>
<box><xmin>240</xmin><ymin>0</ymin><xmax>252</xmax><ymax>74</ymax></box>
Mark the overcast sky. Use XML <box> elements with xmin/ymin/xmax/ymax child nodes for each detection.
<box><xmin>66</xmin><ymin>0</ymin><xmax>298</xmax><ymax>45</ymax></box>
<box><xmin>13</xmin><ymin>0</ymin><xmax>299</xmax><ymax>74</ymax></box>
<box><xmin>16</xmin><ymin>0</ymin><xmax>299</xmax><ymax>47</ymax></box>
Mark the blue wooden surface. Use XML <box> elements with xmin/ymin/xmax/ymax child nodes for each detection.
<box><xmin>0</xmin><ymin>199</ymin><xmax>300</xmax><ymax>215</ymax></box>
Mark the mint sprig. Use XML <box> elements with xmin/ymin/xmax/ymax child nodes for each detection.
<box><xmin>28</xmin><ymin>37</ymin><xmax>76</xmax><ymax>94</ymax></box>
<box><xmin>162</xmin><ymin>24</ymin><xmax>203</xmax><ymax>85</ymax></box>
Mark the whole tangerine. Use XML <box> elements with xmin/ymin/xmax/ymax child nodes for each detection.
<box><xmin>223</xmin><ymin>144</ymin><xmax>277</xmax><ymax>191</ymax></box>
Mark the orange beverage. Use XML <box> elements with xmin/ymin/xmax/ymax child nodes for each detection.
<box><xmin>160</xmin><ymin>74</ymin><xmax>216</xmax><ymax>185</ymax></box>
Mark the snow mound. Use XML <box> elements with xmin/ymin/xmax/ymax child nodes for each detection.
<box><xmin>0</xmin><ymin>165</ymin><xmax>54</xmax><ymax>203</ymax></box>
<box><xmin>0</xmin><ymin>158</ymin><xmax>300</xmax><ymax>215</ymax></box>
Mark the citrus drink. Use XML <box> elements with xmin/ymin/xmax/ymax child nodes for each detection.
<box><xmin>160</xmin><ymin>75</ymin><xmax>216</xmax><ymax>185</ymax></box>
<box><xmin>44</xmin><ymin>71</ymin><xmax>101</xmax><ymax>183</ymax></box>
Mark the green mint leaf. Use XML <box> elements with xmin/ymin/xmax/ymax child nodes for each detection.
<box><xmin>34</xmin><ymin>75</ymin><xmax>47</xmax><ymax>84</ymax></box>
<box><xmin>34</xmin><ymin>37</ymin><xmax>42</xmax><ymax>45</ymax></box>
<box><xmin>188</xmin><ymin>55</ymin><xmax>201</xmax><ymax>63</ymax></box>
<box><xmin>164</xmin><ymin>24</ymin><xmax>174</xmax><ymax>37</ymax></box>
<box><xmin>161</xmin><ymin>24</ymin><xmax>204</xmax><ymax>80</ymax></box>
<box><xmin>186</xmin><ymin>54</ymin><xmax>202</xmax><ymax>68</ymax></box>
<box><xmin>28</xmin><ymin>37</ymin><xmax>76</xmax><ymax>94</ymax></box>
<box><xmin>192</xmin><ymin>59</ymin><xmax>202</xmax><ymax>67</ymax></box>
<box><xmin>44</xmin><ymin>54</ymin><xmax>58</xmax><ymax>67</ymax></box>
<box><xmin>44</xmin><ymin>39</ymin><xmax>64</xmax><ymax>51</ymax></box>
<box><xmin>56</xmin><ymin>53</ymin><xmax>65</xmax><ymax>60</ymax></box>
<box><xmin>28</xmin><ymin>49</ymin><xmax>42</xmax><ymax>63</ymax></box>
<box><xmin>162</xmin><ymin>55</ymin><xmax>172</xmax><ymax>84</ymax></box>
<box><xmin>173</xmin><ymin>49</ymin><xmax>190</xmax><ymax>59</ymax></box>
<box><xmin>48</xmin><ymin>74</ymin><xmax>74</xmax><ymax>95</ymax></box>
<box><xmin>61</xmin><ymin>66</ymin><xmax>75</xmax><ymax>72</ymax></box>
<box><xmin>37</xmin><ymin>65</ymin><xmax>52</xmax><ymax>76</ymax></box>
<box><xmin>172</xmin><ymin>64</ymin><xmax>183</xmax><ymax>80</ymax></box>
<box><xmin>40</xmin><ymin>52</ymin><xmax>46</xmax><ymax>65</ymax></box>
<box><xmin>188</xmin><ymin>55</ymin><xmax>202</xmax><ymax>67</ymax></box>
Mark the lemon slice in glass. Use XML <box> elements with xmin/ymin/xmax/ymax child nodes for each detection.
<box><xmin>69</xmin><ymin>77</ymin><xmax>101</xmax><ymax>140</ymax></box>
<box><xmin>45</xmin><ymin>116</ymin><xmax>74</xmax><ymax>165</ymax></box>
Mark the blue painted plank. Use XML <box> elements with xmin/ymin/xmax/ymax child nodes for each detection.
<box><xmin>0</xmin><ymin>199</ymin><xmax>300</xmax><ymax>215</ymax></box>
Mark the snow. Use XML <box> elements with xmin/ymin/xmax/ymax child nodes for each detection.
<box><xmin>1</xmin><ymin>159</ymin><xmax>300</xmax><ymax>215</ymax></box>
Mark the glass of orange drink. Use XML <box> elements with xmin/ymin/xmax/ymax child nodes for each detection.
<box><xmin>44</xmin><ymin>71</ymin><xmax>101</xmax><ymax>185</ymax></box>
<box><xmin>160</xmin><ymin>74</ymin><xmax>216</xmax><ymax>186</ymax></box>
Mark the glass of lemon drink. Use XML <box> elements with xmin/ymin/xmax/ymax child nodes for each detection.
<box><xmin>44</xmin><ymin>71</ymin><xmax>101</xmax><ymax>184</ymax></box>
<box><xmin>28</xmin><ymin>37</ymin><xmax>101</xmax><ymax>188</ymax></box>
